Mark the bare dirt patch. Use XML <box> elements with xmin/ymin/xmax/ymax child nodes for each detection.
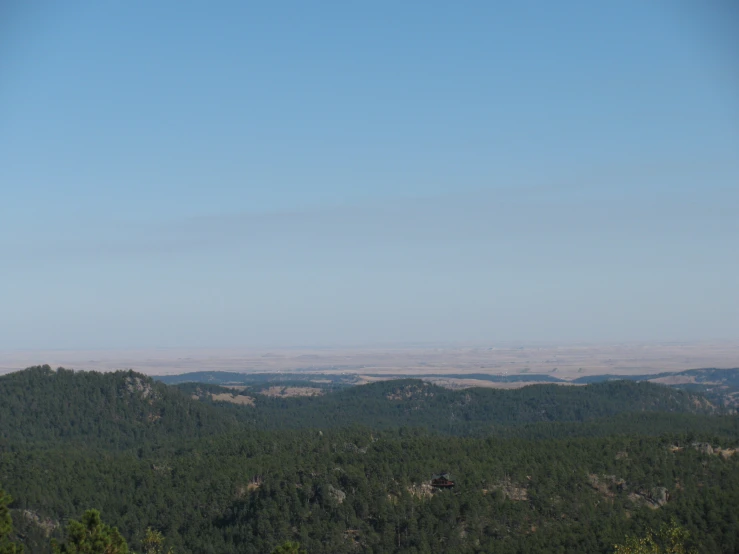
<box><xmin>425</xmin><ymin>377</ymin><xmax>581</xmax><ymax>390</ymax></box>
<box><xmin>650</xmin><ymin>376</ymin><xmax>697</xmax><ymax>385</ymax></box>
<box><xmin>259</xmin><ymin>386</ymin><xmax>323</xmax><ymax>397</ymax></box>
<box><xmin>407</xmin><ymin>482</ymin><xmax>436</xmax><ymax>500</ymax></box>
<box><xmin>487</xmin><ymin>478</ymin><xmax>528</xmax><ymax>501</ymax></box>
<box><xmin>587</xmin><ymin>474</ymin><xmax>624</xmax><ymax>498</ymax></box>
<box><xmin>210</xmin><ymin>392</ymin><xmax>255</xmax><ymax>406</ymax></box>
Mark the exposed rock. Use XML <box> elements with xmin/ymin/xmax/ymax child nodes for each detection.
<box><xmin>718</xmin><ymin>448</ymin><xmax>736</xmax><ymax>459</ymax></box>
<box><xmin>587</xmin><ymin>474</ymin><xmax>626</xmax><ymax>497</ymax></box>
<box><xmin>236</xmin><ymin>475</ymin><xmax>263</xmax><ymax>497</ymax></box>
<box><xmin>407</xmin><ymin>482</ymin><xmax>435</xmax><ymax>499</ymax></box>
<box><xmin>692</xmin><ymin>442</ymin><xmax>714</xmax><ymax>455</ymax></box>
<box><xmin>344</xmin><ymin>529</ymin><xmax>361</xmax><ymax>548</ymax></box>
<box><xmin>492</xmin><ymin>478</ymin><xmax>528</xmax><ymax>501</ymax></box>
<box><xmin>125</xmin><ymin>376</ymin><xmax>154</xmax><ymax>399</ymax></box>
<box><xmin>689</xmin><ymin>442</ymin><xmax>736</xmax><ymax>458</ymax></box>
<box><xmin>344</xmin><ymin>442</ymin><xmax>368</xmax><ymax>454</ymax></box>
<box><xmin>151</xmin><ymin>463</ymin><xmax>171</xmax><ymax>473</ymax></box>
<box><xmin>386</xmin><ymin>383</ymin><xmax>434</xmax><ymax>401</ymax></box>
<box><xmin>20</xmin><ymin>510</ymin><xmax>58</xmax><ymax>537</ymax></box>
<box><xmin>649</xmin><ymin>486</ymin><xmax>669</xmax><ymax>508</ymax></box>
<box><xmin>628</xmin><ymin>487</ymin><xmax>669</xmax><ymax>509</ymax></box>
<box><xmin>328</xmin><ymin>484</ymin><xmax>346</xmax><ymax>504</ymax></box>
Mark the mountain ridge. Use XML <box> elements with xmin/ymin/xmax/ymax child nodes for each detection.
<box><xmin>0</xmin><ymin>365</ymin><xmax>239</xmax><ymax>448</ymax></box>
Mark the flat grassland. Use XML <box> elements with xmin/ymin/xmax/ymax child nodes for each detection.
<box><xmin>1</xmin><ymin>341</ymin><xmax>738</xmax><ymax>387</ymax></box>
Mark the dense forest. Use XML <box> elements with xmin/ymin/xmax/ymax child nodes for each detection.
<box><xmin>180</xmin><ymin>378</ymin><xmax>720</xmax><ymax>435</ymax></box>
<box><xmin>160</xmin><ymin>366</ymin><xmax>739</xmax><ymax>411</ymax></box>
<box><xmin>0</xmin><ymin>366</ymin><xmax>240</xmax><ymax>448</ymax></box>
<box><xmin>0</xmin><ymin>366</ymin><xmax>721</xmax><ymax>446</ymax></box>
<box><xmin>1</xmin><ymin>366</ymin><xmax>738</xmax><ymax>553</ymax></box>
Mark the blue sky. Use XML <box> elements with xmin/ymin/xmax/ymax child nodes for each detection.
<box><xmin>1</xmin><ymin>1</ymin><xmax>737</xmax><ymax>349</ymax></box>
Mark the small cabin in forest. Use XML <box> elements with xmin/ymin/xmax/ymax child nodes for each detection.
<box><xmin>431</xmin><ymin>473</ymin><xmax>455</xmax><ymax>488</ymax></box>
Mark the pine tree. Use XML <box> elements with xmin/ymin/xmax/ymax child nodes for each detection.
<box><xmin>614</xmin><ymin>519</ymin><xmax>697</xmax><ymax>554</ymax></box>
<box><xmin>51</xmin><ymin>510</ymin><xmax>129</xmax><ymax>554</ymax></box>
<box><xmin>141</xmin><ymin>528</ymin><xmax>173</xmax><ymax>554</ymax></box>
<box><xmin>0</xmin><ymin>487</ymin><xmax>23</xmax><ymax>554</ymax></box>
<box><xmin>271</xmin><ymin>541</ymin><xmax>307</xmax><ymax>554</ymax></box>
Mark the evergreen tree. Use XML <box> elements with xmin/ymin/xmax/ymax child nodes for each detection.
<box><xmin>614</xmin><ymin>519</ymin><xmax>697</xmax><ymax>554</ymax></box>
<box><xmin>141</xmin><ymin>529</ymin><xmax>173</xmax><ymax>554</ymax></box>
<box><xmin>51</xmin><ymin>510</ymin><xmax>129</xmax><ymax>554</ymax></box>
<box><xmin>271</xmin><ymin>541</ymin><xmax>307</xmax><ymax>554</ymax></box>
<box><xmin>0</xmin><ymin>487</ymin><xmax>23</xmax><ymax>554</ymax></box>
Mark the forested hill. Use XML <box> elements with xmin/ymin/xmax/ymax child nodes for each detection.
<box><xmin>158</xmin><ymin>367</ymin><xmax>739</xmax><ymax>409</ymax></box>
<box><xmin>0</xmin><ymin>367</ymin><xmax>719</xmax><ymax>447</ymax></box>
<box><xmin>184</xmin><ymin>378</ymin><xmax>718</xmax><ymax>434</ymax></box>
<box><xmin>0</xmin><ymin>365</ymin><xmax>238</xmax><ymax>447</ymax></box>
<box><xmin>2</xmin><ymin>367</ymin><xmax>739</xmax><ymax>553</ymax></box>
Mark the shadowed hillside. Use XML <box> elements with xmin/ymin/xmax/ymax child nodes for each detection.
<box><xmin>0</xmin><ymin>365</ymin><xmax>239</xmax><ymax>448</ymax></box>
<box><xmin>0</xmin><ymin>367</ymin><xmax>720</xmax><ymax>447</ymax></box>
<box><xmin>183</xmin><ymin>377</ymin><xmax>718</xmax><ymax>435</ymax></box>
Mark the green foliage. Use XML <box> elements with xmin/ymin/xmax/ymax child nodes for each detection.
<box><xmin>185</xmin><ymin>377</ymin><xmax>718</xmax><ymax>435</ymax></box>
<box><xmin>614</xmin><ymin>519</ymin><xmax>698</xmax><ymax>553</ymax></box>
<box><xmin>270</xmin><ymin>542</ymin><xmax>306</xmax><ymax>554</ymax></box>
<box><xmin>51</xmin><ymin>510</ymin><xmax>128</xmax><ymax>554</ymax></box>
<box><xmin>5</xmin><ymin>427</ymin><xmax>739</xmax><ymax>553</ymax></box>
<box><xmin>0</xmin><ymin>366</ymin><xmax>239</xmax><ymax>448</ymax></box>
<box><xmin>0</xmin><ymin>367</ymin><xmax>718</xmax><ymax>449</ymax></box>
<box><xmin>0</xmin><ymin>486</ymin><xmax>23</xmax><ymax>554</ymax></box>
<box><xmin>141</xmin><ymin>528</ymin><xmax>173</xmax><ymax>554</ymax></box>
<box><xmin>2</xmin><ymin>367</ymin><xmax>739</xmax><ymax>553</ymax></box>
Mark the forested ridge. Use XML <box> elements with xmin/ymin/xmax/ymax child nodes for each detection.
<box><xmin>0</xmin><ymin>366</ymin><xmax>240</xmax><ymax>448</ymax></box>
<box><xmin>161</xmin><ymin>367</ymin><xmax>739</xmax><ymax>411</ymax></box>
<box><xmin>182</xmin><ymin>378</ymin><xmax>719</xmax><ymax>434</ymax></box>
<box><xmin>0</xmin><ymin>366</ymin><xmax>718</xmax><ymax>446</ymax></box>
<box><xmin>1</xmin><ymin>366</ymin><xmax>738</xmax><ymax>553</ymax></box>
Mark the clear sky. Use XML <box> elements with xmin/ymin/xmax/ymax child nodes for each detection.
<box><xmin>1</xmin><ymin>1</ymin><xmax>737</xmax><ymax>349</ymax></box>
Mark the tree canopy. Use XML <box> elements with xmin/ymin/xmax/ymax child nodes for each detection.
<box><xmin>0</xmin><ymin>487</ymin><xmax>23</xmax><ymax>554</ymax></box>
<box><xmin>1</xmin><ymin>367</ymin><xmax>738</xmax><ymax>553</ymax></box>
<box><xmin>51</xmin><ymin>510</ymin><xmax>128</xmax><ymax>554</ymax></box>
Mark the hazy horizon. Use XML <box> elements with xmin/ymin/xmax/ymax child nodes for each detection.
<box><xmin>2</xmin><ymin>1</ymin><xmax>737</xmax><ymax>350</ymax></box>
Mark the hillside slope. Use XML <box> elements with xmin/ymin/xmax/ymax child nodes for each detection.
<box><xmin>0</xmin><ymin>367</ymin><xmax>721</xmax><ymax>447</ymax></box>
<box><xmin>4</xmin><ymin>426</ymin><xmax>739</xmax><ymax>554</ymax></box>
<box><xmin>1</xmin><ymin>367</ymin><xmax>738</xmax><ymax>553</ymax></box>
<box><xmin>186</xmin><ymin>378</ymin><xmax>718</xmax><ymax>434</ymax></box>
<box><xmin>159</xmin><ymin>367</ymin><xmax>739</xmax><ymax>408</ymax></box>
<box><xmin>0</xmin><ymin>365</ymin><xmax>238</xmax><ymax>447</ymax></box>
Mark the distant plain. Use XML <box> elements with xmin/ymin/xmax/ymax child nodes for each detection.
<box><xmin>2</xmin><ymin>341</ymin><xmax>738</xmax><ymax>387</ymax></box>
